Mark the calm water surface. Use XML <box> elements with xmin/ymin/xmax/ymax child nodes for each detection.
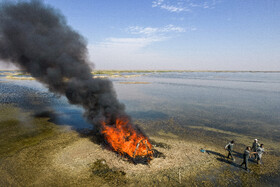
<box><xmin>116</xmin><ymin>72</ymin><xmax>280</xmax><ymax>139</ymax></box>
<box><xmin>1</xmin><ymin>72</ymin><xmax>280</xmax><ymax>140</ymax></box>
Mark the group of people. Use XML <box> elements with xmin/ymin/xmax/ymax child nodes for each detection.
<box><xmin>224</xmin><ymin>139</ymin><xmax>265</xmax><ymax>172</ymax></box>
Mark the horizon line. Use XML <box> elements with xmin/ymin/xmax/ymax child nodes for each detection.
<box><xmin>1</xmin><ymin>69</ymin><xmax>280</xmax><ymax>73</ymax></box>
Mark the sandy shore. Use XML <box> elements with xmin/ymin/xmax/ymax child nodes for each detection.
<box><xmin>0</xmin><ymin>129</ymin><xmax>223</xmax><ymax>186</ymax></box>
<box><xmin>0</xmin><ymin>105</ymin><xmax>280</xmax><ymax>186</ymax></box>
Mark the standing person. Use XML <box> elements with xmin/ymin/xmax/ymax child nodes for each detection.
<box><xmin>225</xmin><ymin>140</ymin><xmax>235</xmax><ymax>161</ymax></box>
<box><xmin>240</xmin><ymin>146</ymin><xmax>255</xmax><ymax>172</ymax></box>
<box><xmin>252</xmin><ymin>139</ymin><xmax>260</xmax><ymax>159</ymax></box>
<box><xmin>256</xmin><ymin>144</ymin><xmax>265</xmax><ymax>164</ymax></box>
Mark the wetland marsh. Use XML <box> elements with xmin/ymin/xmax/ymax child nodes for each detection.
<box><xmin>0</xmin><ymin>70</ymin><xmax>280</xmax><ymax>186</ymax></box>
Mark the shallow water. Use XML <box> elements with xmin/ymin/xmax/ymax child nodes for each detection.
<box><xmin>0</xmin><ymin>76</ymin><xmax>92</xmax><ymax>129</ymax></box>
<box><xmin>1</xmin><ymin>71</ymin><xmax>280</xmax><ymax>185</ymax></box>
<box><xmin>114</xmin><ymin>72</ymin><xmax>280</xmax><ymax>140</ymax></box>
<box><xmin>1</xmin><ymin>71</ymin><xmax>280</xmax><ymax>140</ymax></box>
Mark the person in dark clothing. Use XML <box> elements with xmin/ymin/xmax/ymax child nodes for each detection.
<box><xmin>240</xmin><ymin>146</ymin><xmax>256</xmax><ymax>171</ymax></box>
<box><xmin>225</xmin><ymin>140</ymin><xmax>235</xmax><ymax>161</ymax></box>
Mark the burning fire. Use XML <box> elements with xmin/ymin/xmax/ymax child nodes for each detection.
<box><xmin>102</xmin><ymin>117</ymin><xmax>153</xmax><ymax>163</ymax></box>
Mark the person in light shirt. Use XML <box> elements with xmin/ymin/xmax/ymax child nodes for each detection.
<box><xmin>256</xmin><ymin>144</ymin><xmax>265</xmax><ymax>165</ymax></box>
<box><xmin>252</xmin><ymin>139</ymin><xmax>260</xmax><ymax>159</ymax></box>
<box><xmin>225</xmin><ymin>140</ymin><xmax>235</xmax><ymax>161</ymax></box>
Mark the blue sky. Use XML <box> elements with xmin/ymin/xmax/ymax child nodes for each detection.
<box><xmin>1</xmin><ymin>0</ymin><xmax>280</xmax><ymax>70</ymax></box>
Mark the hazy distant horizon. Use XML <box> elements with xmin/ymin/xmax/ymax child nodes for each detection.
<box><xmin>0</xmin><ymin>62</ymin><xmax>279</xmax><ymax>72</ymax></box>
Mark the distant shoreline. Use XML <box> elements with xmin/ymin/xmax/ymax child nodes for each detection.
<box><xmin>1</xmin><ymin>69</ymin><xmax>280</xmax><ymax>73</ymax></box>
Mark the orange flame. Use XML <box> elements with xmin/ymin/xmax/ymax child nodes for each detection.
<box><xmin>101</xmin><ymin>117</ymin><xmax>153</xmax><ymax>160</ymax></box>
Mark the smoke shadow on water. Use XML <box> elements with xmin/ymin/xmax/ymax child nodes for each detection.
<box><xmin>51</xmin><ymin>107</ymin><xmax>93</xmax><ymax>129</ymax></box>
<box><xmin>34</xmin><ymin>108</ymin><xmax>106</xmax><ymax>147</ymax></box>
<box><xmin>33</xmin><ymin>106</ymin><xmax>94</xmax><ymax>130</ymax></box>
<box><xmin>0</xmin><ymin>81</ymin><xmax>94</xmax><ymax>130</ymax></box>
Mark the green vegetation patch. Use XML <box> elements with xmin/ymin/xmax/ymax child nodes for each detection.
<box><xmin>150</xmin><ymin>139</ymin><xmax>171</xmax><ymax>149</ymax></box>
<box><xmin>90</xmin><ymin>159</ymin><xmax>127</xmax><ymax>185</ymax></box>
<box><xmin>0</xmin><ymin>104</ymin><xmax>58</xmax><ymax>158</ymax></box>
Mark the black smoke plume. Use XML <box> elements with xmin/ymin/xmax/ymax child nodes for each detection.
<box><xmin>0</xmin><ymin>0</ymin><xmax>125</xmax><ymax>127</ymax></box>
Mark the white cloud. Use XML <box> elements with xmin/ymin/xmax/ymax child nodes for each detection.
<box><xmin>152</xmin><ymin>0</ymin><xmax>164</xmax><ymax>8</ymax></box>
<box><xmin>128</xmin><ymin>26</ymin><xmax>159</xmax><ymax>35</ymax></box>
<box><xmin>88</xmin><ymin>24</ymin><xmax>187</xmax><ymax>69</ymax></box>
<box><xmin>88</xmin><ymin>39</ymin><xmax>172</xmax><ymax>70</ymax></box>
<box><xmin>88</xmin><ymin>32</ymin><xmax>171</xmax><ymax>69</ymax></box>
<box><xmin>90</xmin><ymin>24</ymin><xmax>185</xmax><ymax>65</ymax></box>
<box><xmin>160</xmin><ymin>4</ymin><xmax>188</xmax><ymax>13</ymax></box>
<box><xmin>96</xmin><ymin>37</ymin><xmax>165</xmax><ymax>51</ymax></box>
<box><xmin>152</xmin><ymin>0</ymin><xmax>188</xmax><ymax>13</ymax></box>
<box><xmin>128</xmin><ymin>25</ymin><xmax>186</xmax><ymax>36</ymax></box>
<box><xmin>162</xmin><ymin>24</ymin><xmax>186</xmax><ymax>32</ymax></box>
<box><xmin>152</xmin><ymin>0</ymin><xmax>219</xmax><ymax>13</ymax></box>
<box><xmin>189</xmin><ymin>2</ymin><xmax>214</xmax><ymax>9</ymax></box>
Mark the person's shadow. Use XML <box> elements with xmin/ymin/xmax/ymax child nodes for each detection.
<box><xmin>232</xmin><ymin>150</ymin><xmax>243</xmax><ymax>159</ymax></box>
<box><xmin>216</xmin><ymin>157</ymin><xmax>241</xmax><ymax>168</ymax></box>
<box><xmin>206</xmin><ymin>150</ymin><xmax>226</xmax><ymax>158</ymax></box>
<box><xmin>206</xmin><ymin>150</ymin><xmax>242</xmax><ymax>168</ymax></box>
<box><xmin>232</xmin><ymin>150</ymin><xmax>256</xmax><ymax>163</ymax></box>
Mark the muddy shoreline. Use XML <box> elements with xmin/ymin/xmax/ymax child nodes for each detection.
<box><xmin>0</xmin><ymin>104</ymin><xmax>279</xmax><ymax>186</ymax></box>
<box><xmin>1</xmin><ymin>71</ymin><xmax>280</xmax><ymax>186</ymax></box>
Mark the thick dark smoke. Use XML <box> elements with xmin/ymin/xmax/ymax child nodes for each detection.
<box><xmin>0</xmin><ymin>0</ymin><xmax>125</xmax><ymax>127</ymax></box>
